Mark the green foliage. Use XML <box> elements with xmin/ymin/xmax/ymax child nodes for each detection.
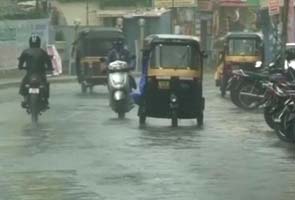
<box><xmin>100</xmin><ymin>0</ymin><xmax>151</xmax><ymax>7</ymax></box>
<box><xmin>57</xmin><ymin>0</ymin><xmax>151</xmax><ymax>7</ymax></box>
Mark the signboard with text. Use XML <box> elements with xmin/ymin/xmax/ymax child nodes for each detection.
<box><xmin>268</xmin><ymin>0</ymin><xmax>280</xmax><ymax>16</ymax></box>
<box><xmin>154</xmin><ymin>0</ymin><xmax>197</xmax><ymax>8</ymax></box>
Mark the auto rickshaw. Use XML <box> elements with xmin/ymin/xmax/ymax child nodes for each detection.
<box><xmin>134</xmin><ymin>34</ymin><xmax>206</xmax><ymax>127</ymax></box>
<box><xmin>74</xmin><ymin>27</ymin><xmax>125</xmax><ymax>93</ymax></box>
<box><xmin>214</xmin><ymin>32</ymin><xmax>264</xmax><ymax>96</ymax></box>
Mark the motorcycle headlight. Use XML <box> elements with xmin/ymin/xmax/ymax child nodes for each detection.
<box><xmin>114</xmin><ymin>90</ymin><xmax>125</xmax><ymax>101</ymax></box>
<box><xmin>255</xmin><ymin>61</ymin><xmax>262</xmax><ymax>68</ymax></box>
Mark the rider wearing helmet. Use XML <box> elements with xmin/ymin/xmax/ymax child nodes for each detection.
<box><xmin>18</xmin><ymin>34</ymin><xmax>53</xmax><ymax>108</ymax></box>
<box><xmin>107</xmin><ymin>40</ymin><xmax>132</xmax><ymax>64</ymax></box>
<box><xmin>107</xmin><ymin>40</ymin><xmax>136</xmax><ymax>89</ymax></box>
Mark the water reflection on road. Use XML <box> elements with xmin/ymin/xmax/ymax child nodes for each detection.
<box><xmin>0</xmin><ymin>75</ymin><xmax>294</xmax><ymax>200</ymax></box>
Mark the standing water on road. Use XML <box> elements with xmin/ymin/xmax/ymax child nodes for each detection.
<box><xmin>0</xmin><ymin>74</ymin><xmax>294</xmax><ymax>200</ymax></box>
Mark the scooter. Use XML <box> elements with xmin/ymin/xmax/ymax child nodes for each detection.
<box><xmin>107</xmin><ymin>60</ymin><xmax>135</xmax><ymax>119</ymax></box>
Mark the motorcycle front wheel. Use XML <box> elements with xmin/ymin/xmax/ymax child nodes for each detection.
<box><xmin>275</xmin><ymin>111</ymin><xmax>295</xmax><ymax>144</ymax></box>
<box><xmin>118</xmin><ymin>112</ymin><xmax>125</xmax><ymax>119</ymax></box>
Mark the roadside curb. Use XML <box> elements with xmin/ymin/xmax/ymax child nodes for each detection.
<box><xmin>0</xmin><ymin>76</ymin><xmax>77</xmax><ymax>89</ymax></box>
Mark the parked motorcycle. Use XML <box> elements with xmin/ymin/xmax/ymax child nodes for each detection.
<box><xmin>107</xmin><ymin>60</ymin><xmax>135</xmax><ymax>119</ymax></box>
<box><xmin>228</xmin><ymin>68</ymin><xmax>269</xmax><ymax>110</ymax></box>
<box><xmin>228</xmin><ymin>58</ymin><xmax>291</xmax><ymax>110</ymax></box>
<box><xmin>23</xmin><ymin>74</ymin><xmax>50</xmax><ymax>123</ymax></box>
<box><xmin>274</xmin><ymin>85</ymin><xmax>295</xmax><ymax>143</ymax></box>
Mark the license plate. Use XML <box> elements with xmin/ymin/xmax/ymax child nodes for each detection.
<box><xmin>158</xmin><ymin>81</ymin><xmax>170</xmax><ymax>89</ymax></box>
<box><xmin>29</xmin><ymin>88</ymin><xmax>40</xmax><ymax>94</ymax></box>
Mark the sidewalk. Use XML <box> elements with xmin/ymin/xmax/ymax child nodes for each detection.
<box><xmin>0</xmin><ymin>75</ymin><xmax>77</xmax><ymax>89</ymax></box>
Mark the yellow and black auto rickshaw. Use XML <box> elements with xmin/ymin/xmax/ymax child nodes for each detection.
<box><xmin>214</xmin><ymin>32</ymin><xmax>264</xmax><ymax>96</ymax></box>
<box><xmin>74</xmin><ymin>27</ymin><xmax>125</xmax><ymax>93</ymax></box>
<box><xmin>133</xmin><ymin>34</ymin><xmax>206</xmax><ymax>127</ymax></box>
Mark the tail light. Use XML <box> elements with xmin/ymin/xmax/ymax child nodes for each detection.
<box><xmin>29</xmin><ymin>76</ymin><xmax>41</xmax><ymax>87</ymax></box>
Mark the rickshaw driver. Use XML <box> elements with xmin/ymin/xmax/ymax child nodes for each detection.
<box><xmin>18</xmin><ymin>35</ymin><xmax>53</xmax><ymax>108</ymax></box>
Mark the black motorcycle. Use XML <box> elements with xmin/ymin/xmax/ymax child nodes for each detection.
<box><xmin>24</xmin><ymin>74</ymin><xmax>49</xmax><ymax>123</ymax></box>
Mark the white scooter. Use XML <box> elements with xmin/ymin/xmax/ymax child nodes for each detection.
<box><xmin>107</xmin><ymin>60</ymin><xmax>134</xmax><ymax>119</ymax></box>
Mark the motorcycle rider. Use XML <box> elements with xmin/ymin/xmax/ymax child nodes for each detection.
<box><xmin>18</xmin><ymin>34</ymin><xmax>53</xmax><ymax>108</ymax></box>
<box><xmin>107</xmin><ymin>40</ymin><xmax>136</xmax><ymax>89</ymax></box>
<box><xmin>108</xmin><ymin>40</ymin><xmax>131</xmax><ymax>64</ymax></box>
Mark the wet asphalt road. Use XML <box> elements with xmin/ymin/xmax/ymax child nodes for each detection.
<box><xmin>0</xmin><ymin>75</ymin><xmax>294</xmax><ymax>200</ymax></box>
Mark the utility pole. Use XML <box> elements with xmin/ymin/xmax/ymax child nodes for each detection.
<box><xmin>36</xmin><ymin>0</ymin><xmax>40</xmax><ymax>10</ymax></box>
<box><xmin>281</xmin><ymin>0</ymin><xmax>289</xmax><ymax>67</ymax></box>
<box><xmin>86</xmin><ymin>0</ymin><xmax>89</xmax><ymax>25</ymax></box>
<box><xmin>171</xmin><ymin>0</ymin><xmax>175</xmax><ymax>33</ymax></box>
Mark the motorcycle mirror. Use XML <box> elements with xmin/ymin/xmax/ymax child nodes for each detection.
<box><xmin>269</xmin><ymin>62</ymin><xmax>275</xmax><ymax>68</ymax></box>
<box><xmin>100</xmin><ymin>57</ymin><xmax>106</xmax><ymax>62</ymax></box>
<box><xmin>255</xmin><ymin>61</ymin><xmax>262</xmax><ymax>68</ymax></box>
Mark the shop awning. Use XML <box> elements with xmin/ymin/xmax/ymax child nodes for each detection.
<box><xmin>218</xmin><ymin>0</ymin><xmax>247</xmax><ymax>7</ymax></box>
<box><xmin>198</xmin><ymin>0</ymin><xmax>213</xmax><ymax>11</ymax></box>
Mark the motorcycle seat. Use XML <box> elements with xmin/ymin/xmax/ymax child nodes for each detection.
<box><xmin>244</xmin><ymin>71</ymin><xmax>269</xmax><ymax>80</ymax></box>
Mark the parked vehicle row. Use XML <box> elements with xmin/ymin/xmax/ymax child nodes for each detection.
<box><xmin>215</xmin><ymin>38</ymin><xmax>295</xmax><ymax>143</ymax></box>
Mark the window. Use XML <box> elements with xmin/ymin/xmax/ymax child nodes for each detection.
<box><xmin>82</xmin><ymin>39</ymin><xmax>113</xmax><ymax>56</ymax></box>
<box><xmin>150</xmin><ymin>43</ymin><xmax>200</xmax><ymax>69</ymax></box>
<box><xmin>228</xmin><ymin>39</ymin><xmax>258</xmax><ymax>56</ymax></box>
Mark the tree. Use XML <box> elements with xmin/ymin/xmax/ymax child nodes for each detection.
<box><xmin>57</xmin><ymin>0</ymin><xmax>151</xmax><ymax>7</ymax></box>
<box><xmin>99</xmin><ymin>0</ymin><xmax>151</xmax><ymax>7</ymax></box>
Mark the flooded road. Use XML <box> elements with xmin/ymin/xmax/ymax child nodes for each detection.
<box><xmin>0</xmin><ymin>75</ymin><xmax>294</xmax><ymax>200</ymax></box>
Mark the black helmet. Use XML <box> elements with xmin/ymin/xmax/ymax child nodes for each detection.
<box><xmin>113</xmin><ymin>40</ymin><xmax>124</xmax><ymax>47</ymax></box>
<box><xmin>29</xmin><ymin>34</ymin><xmax>41</xmax><ymax>48</ymax></box>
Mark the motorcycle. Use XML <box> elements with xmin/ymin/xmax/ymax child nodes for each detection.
<box><xmin>24</xmin><ymin>74</ymin><xmax>50</xmax><ymax>123</ymax></box>
<box><xmin>228</xmin><ymin>60</ymin><xmax>290</xmax><ymax>110</ymax></box>
<box><xmin>107</xmin><ymin>60</ymin><xmax>135</xmax><ymax>119</ymax></box>
<box><xmin>274</xmin><ymin>86</ymin><xmax>295</xmax><ymax>143</ymax></box>
<box><xmin>228</xmin><ymin>68</ymin><xmax>269</xmax><ymax>110</ymax></box>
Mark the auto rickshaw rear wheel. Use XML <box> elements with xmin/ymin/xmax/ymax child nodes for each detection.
<box><xmin>89</xmin><ymin>86</ymin><xmax>94</xmax><ymax>94</ymax></box>
<box><xmin>197</xmin><ymin>112</ymin><xmax>204</xmax><ymax>127</ymax></box>
<box><xmin>139</xmin><ymin>114</ymin><xmax>146</xmax><ymax>125</ymax></box>
<box><xmin>171</xmin><ymin>111</ymin><xmax>178</xmax><ymax>127</ymax></box>
<box><xmin>81</xmin><ymin>83</ymin><xmax>87</xmax><ymax>94</ymax></box>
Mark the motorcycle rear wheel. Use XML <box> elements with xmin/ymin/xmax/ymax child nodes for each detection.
<box><xmin>264</xmin><ymin>107</ymin><xmax>276</xmax><ymax>130</ymax></box>
<box><xmin>230</xmin><ymin>88</ymin><xmax>241</xmax><ymax>107</ymax></box>
<box><xmin>30</xmin><ymin>94</ymin><xmax>39</xmax><ymax>124</ymax></box>
<box><xmin>237</xmin><ymin>81</ymin><xmax>263</xmax><ymax>110</ymax></box>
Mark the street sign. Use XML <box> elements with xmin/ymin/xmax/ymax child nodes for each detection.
<box><xmin>268</xmin><ymin>0</ymin><xmax>280</xmax><ymax>16</ymax></box>
<box><xmin>154</xmin><ymin>0</ymin><xmax>197</xmax><ymax>8</ymax></box>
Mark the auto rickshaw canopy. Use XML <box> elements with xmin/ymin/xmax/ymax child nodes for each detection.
<box><xmin>76</xmin><ymin>27</ymin><xmax>125</xmax><ymax>57</ymax></box>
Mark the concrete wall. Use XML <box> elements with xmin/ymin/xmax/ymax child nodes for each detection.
<box><xmin>123</xmin><ymin>12</ymin><xmax>172</xmax><ymax>54</ymax></box>
<box><xmin>54</xmin><ymin>1</ymin><xmax>100</xmax><ymax>25</ymax></box>
<box><xmin>0</xmin><ymin>19</ymin><xmax>49</xmax><ymax>69</ymax></box>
